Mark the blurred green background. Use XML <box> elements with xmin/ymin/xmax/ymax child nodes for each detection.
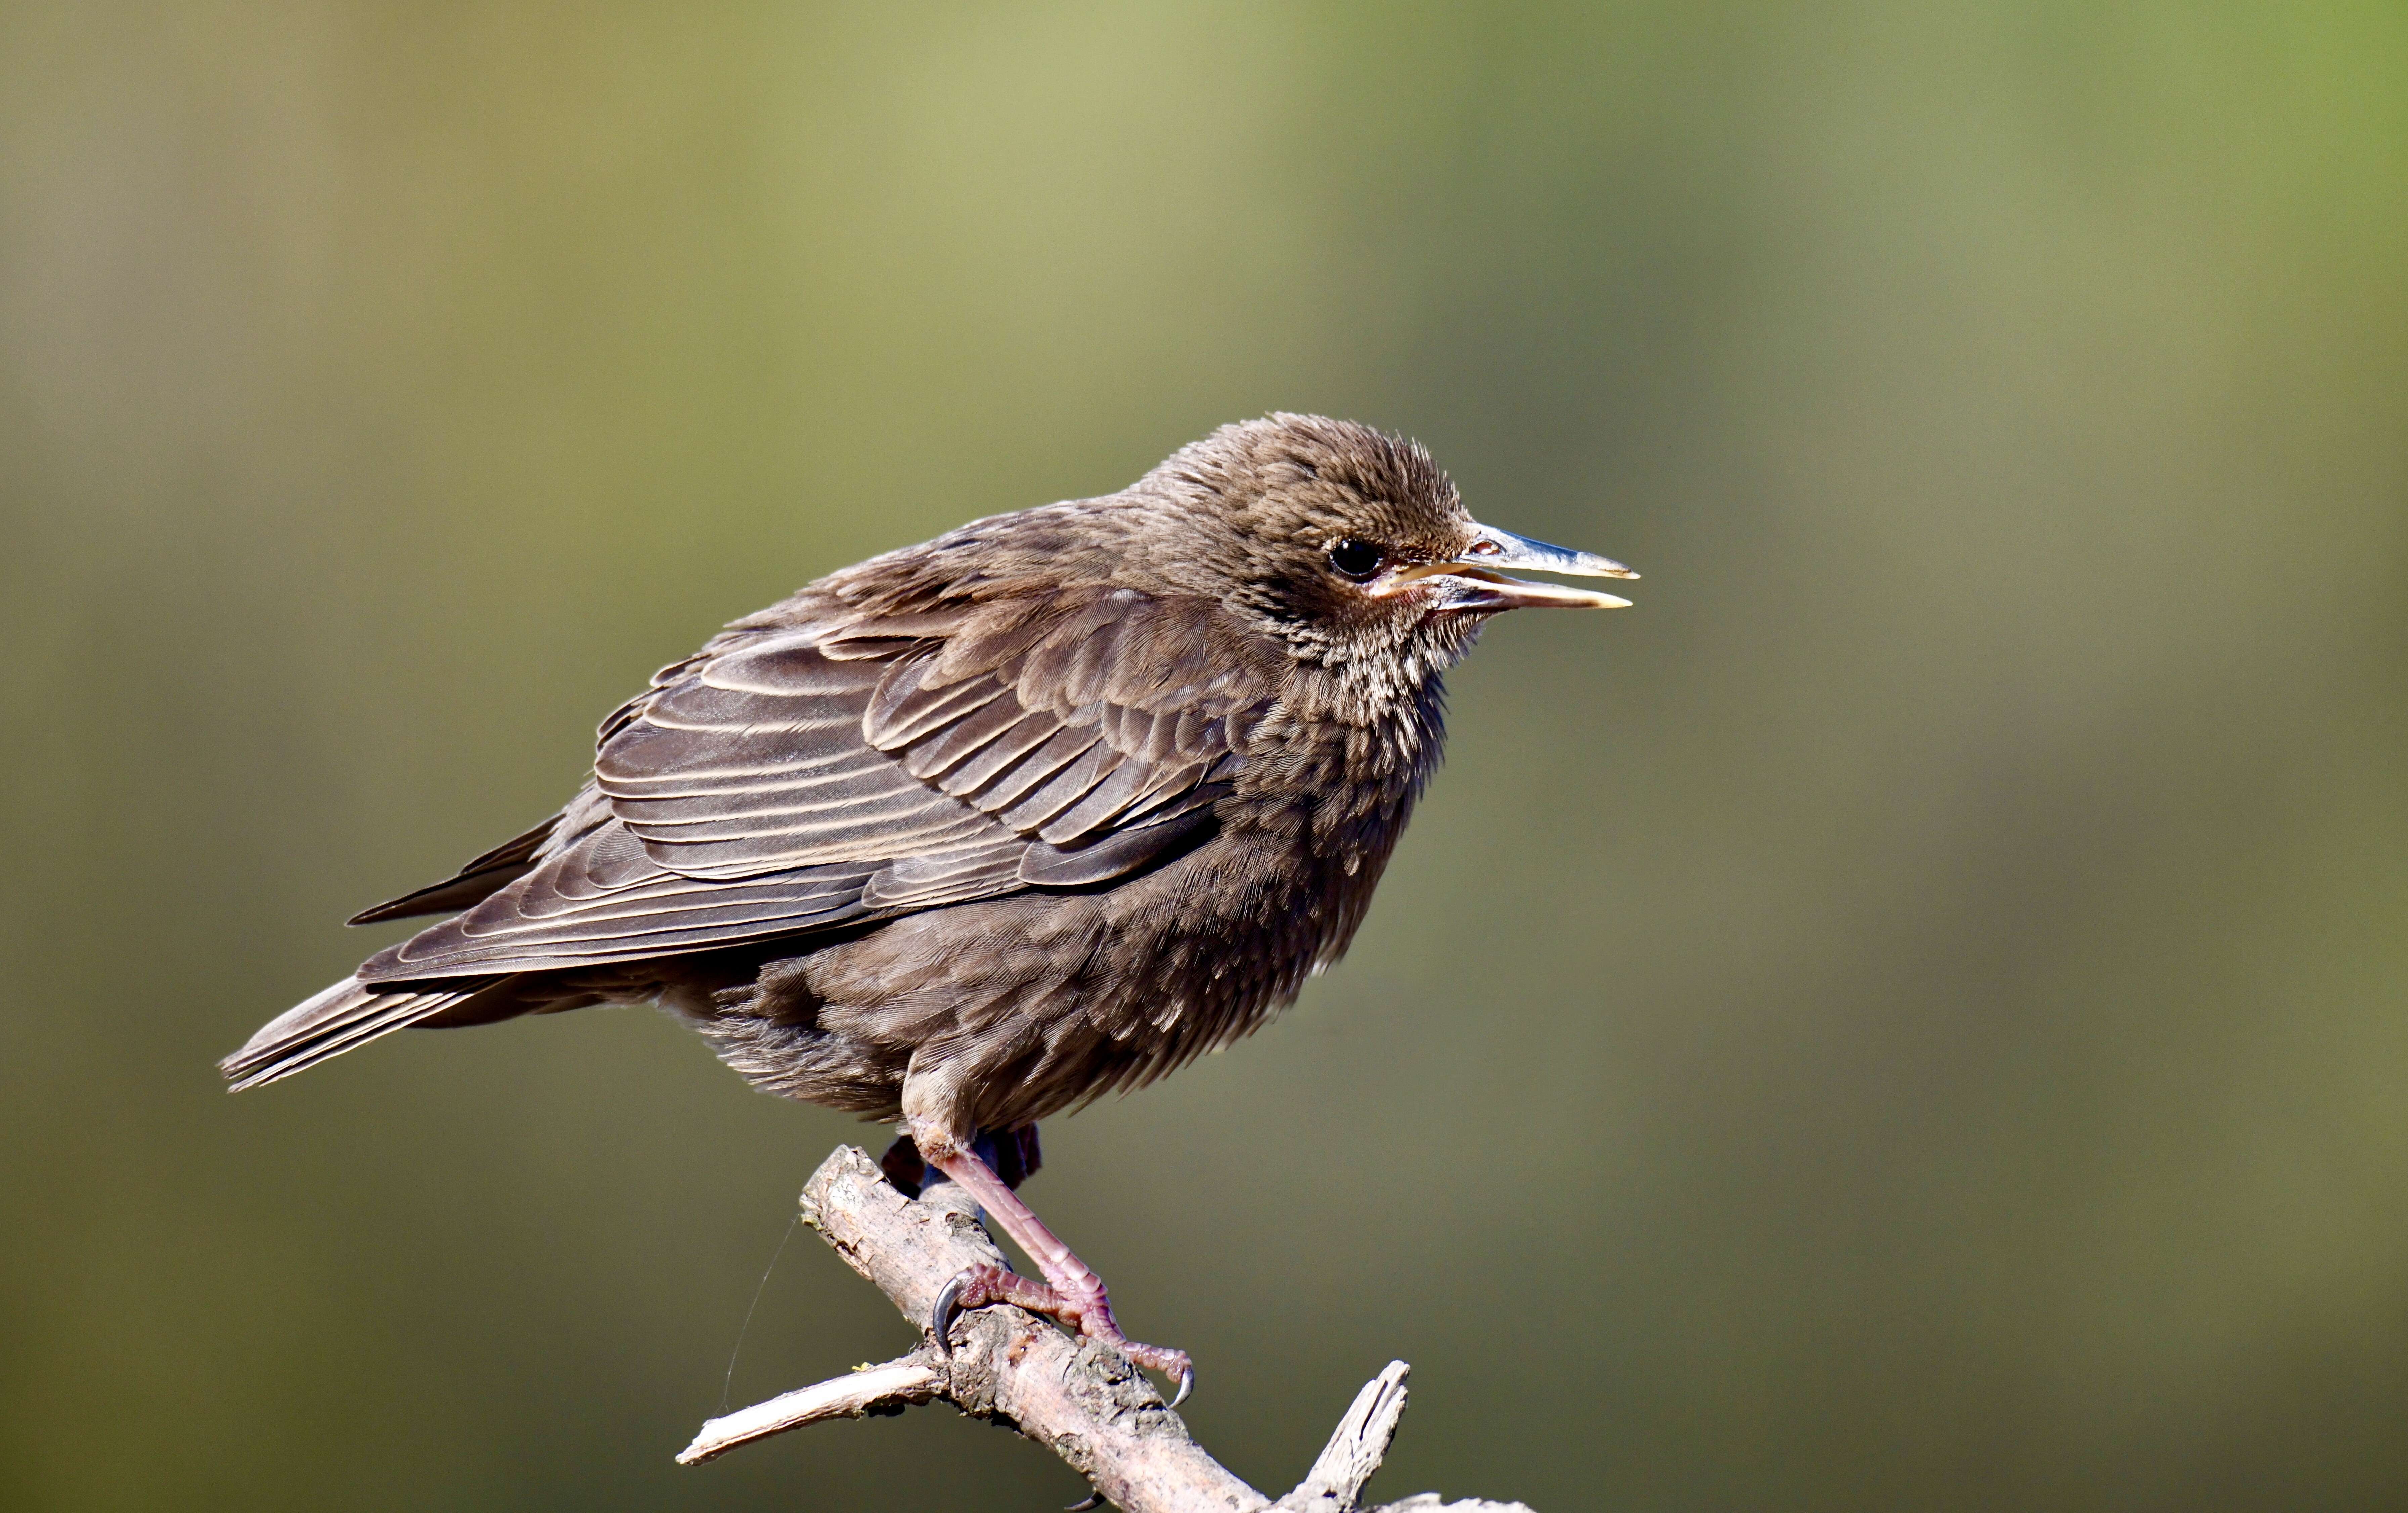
<box><xmin>4</xmin><ymin>2</ymin><xmax>2406</xmax><ymax>1509</ymax></box>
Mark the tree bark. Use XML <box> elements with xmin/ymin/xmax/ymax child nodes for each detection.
<box><xmin>679</xmin><ymin>1145</ymin><xmax>1535</xmax><ymax>1513</ymax></box>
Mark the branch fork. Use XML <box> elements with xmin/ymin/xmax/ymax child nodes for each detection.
<box><xmin>679</xmin><ymin>1145</ymin><xmax>1534</xmax><ymax>1513</ymax></box>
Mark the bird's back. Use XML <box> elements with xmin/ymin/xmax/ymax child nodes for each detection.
<box><xmin>224</xmin><ymin>548</ymin><xmax>1441</xmax><ymax>1105</ymax></box>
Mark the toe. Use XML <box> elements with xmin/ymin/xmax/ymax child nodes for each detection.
<box><xmin>1115</xmin><ymin>1341</ymin><xmax>1194</xmax><ymax>1407</ymax></box>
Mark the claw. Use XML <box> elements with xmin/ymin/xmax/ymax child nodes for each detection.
<box><xmin>1065</xmin><ymin>1496</ymin><xmax>1102</xmax><ymax>1511</ymax></box>
<box><xmin>930</xmin><ymin>1275</ymin><xmax>964</xmax><ymax>1355</ymax></box>
<box><xmin>1166</xmin><ymin>1361</ymin><xmax>1193</xmax><ymax>1410</ymax></box>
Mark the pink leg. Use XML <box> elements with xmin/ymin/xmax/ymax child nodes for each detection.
<box><xmin>921</xmin><ymin>1140</ymin><xmax>1194</xmax><ymax>1406</ymax></box>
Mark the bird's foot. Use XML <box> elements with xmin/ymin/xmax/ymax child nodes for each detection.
<box><xmin>1105</xmin><ymin>1335</ymin><xmax>1195</xmax><ymax>1407</ymax></box>
<box><xmin>931</xmin><ymin>1262</ymin><xmax>1060</xmax><ymax>1337</ymax></box>
<box><xmin>931</xmin><ymin>1263</ymin><xmax>1193</xmax><ymax>1408</ymax></box>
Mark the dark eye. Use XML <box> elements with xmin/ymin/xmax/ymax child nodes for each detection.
<box><xmin>1328</xmin><ymin>538</ymin><xmax>1386</xmax><ymax>580</ymax></box>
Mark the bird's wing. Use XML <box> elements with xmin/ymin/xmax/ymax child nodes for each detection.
<box><xmin>601</xmin><ymin>587</ymin><xmax>1272</xmax><ymax>877</ymax></box>
<box><xmin>357</xmin><ymin>589</ymin><xmax>1278</xmax><ymax>982</ymax></box>
<box><xmin>346</xmin><ymin>815</ymin><xmax>560</xmax><ymax>923</ymax></box>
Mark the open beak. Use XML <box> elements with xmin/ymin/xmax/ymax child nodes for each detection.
<box><xmin>1382</xmin><ymin>523</ymin><xmax>1639</xmax><ymax>611</ymax></box>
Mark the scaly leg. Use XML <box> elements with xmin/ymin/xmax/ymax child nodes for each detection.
<box><xmin>917</xmin><ymin>1133</ymin><xmax>1193</xmax><ymax>1407</ymax></box>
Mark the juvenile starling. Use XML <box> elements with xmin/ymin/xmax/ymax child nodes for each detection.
<box><xmin>224</xmin><ymin>414</ymin><xmax>1636</xmax><ymax>1400</ymax></box>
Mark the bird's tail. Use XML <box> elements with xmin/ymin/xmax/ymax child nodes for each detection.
<box><xmin>220</xmin><ymin>975</ymin><xmax>498</xmax><ymax>1092</ymax></box>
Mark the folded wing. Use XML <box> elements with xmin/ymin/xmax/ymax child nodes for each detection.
<box><xmin>359</xmin><ymin>589</ymin><xmax>1278</xmax><ymax>983</ymax></box>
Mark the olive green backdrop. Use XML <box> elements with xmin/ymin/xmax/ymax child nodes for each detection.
<box><xmin>4</xmin><ymin>3</ymin><xmax>2405</xmax><ymax>1510</ymax></box>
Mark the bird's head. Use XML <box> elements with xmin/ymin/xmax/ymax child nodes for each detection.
<box><xmin>1129</xmin><ymin>413</ymin><xmax>1637</xmax><ymax>681</ymax></box>
<box><xmin>817</xmin><ymin>413</ymin><xmax>1634</xmax><ymax>713</ymax></box>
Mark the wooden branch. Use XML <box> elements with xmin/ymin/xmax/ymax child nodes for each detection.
<box><xmin>679</xmin><ymin>1145</ymin><xmax>1536</xmax><ymax>1513</ymax></box>
<box><xmin>1275</xmin><ymin>1362</ymin><xmax>1411</xmax><ymax>1511</ymax></box>
<box><xmin>678</xmin><ymin>1361</ymin><xmax>940</xmax><ymax>1461</ymax></box>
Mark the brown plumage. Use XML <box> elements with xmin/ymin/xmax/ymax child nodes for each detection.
<box><xmin>223</xmin><ymin>413</ymin><xmax>1636</xmax><ymax>1397</ymax></box>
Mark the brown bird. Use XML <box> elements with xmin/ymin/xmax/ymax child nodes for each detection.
<box><xmin>223</xmin><ymin>413</ymin><xmax>1635</xmax><ymax>1401</ymax></box>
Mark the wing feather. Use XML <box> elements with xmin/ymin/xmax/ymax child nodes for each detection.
<box><xmin>346</xmin><ymin>816</ymin><xmax>560</xmax><ymax>924</ymax></box>
<box><xmin>362</xmin><ymin>588</ymin><xmax>1280</xmax><ymax>983</ymax></box>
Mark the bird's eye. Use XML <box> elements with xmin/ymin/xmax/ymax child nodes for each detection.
<box><xmin>1328</xmin><ymin>539</ymin><xmax>1386</xmax><ymax>580</ymax></box>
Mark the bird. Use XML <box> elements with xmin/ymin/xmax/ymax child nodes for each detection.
<box><xmin>222</xmin><ymin>412</ymin><xmax>1636</xmax><ymax>1404</ymax></box>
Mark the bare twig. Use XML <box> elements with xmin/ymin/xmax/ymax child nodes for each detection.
<box><xmin>1274</xmin><ymin>1362</ymin><xmax>1411</xmax><ymax>1511</ymax></box>
<box><xmin>678</xmin><ymin>1361</ymin><xmax>941</xmax><ymax>1463</ymax></box>
<box><xmin>680</xmin><ymin>1145</ymin><xmax>1534</xmax><ymax>1513</ymax></box>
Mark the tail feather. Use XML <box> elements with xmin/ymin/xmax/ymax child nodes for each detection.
<box><xmin>220</xmin><ymin>975</ymin><xmax>501</xmax><ymax>1092</ymax></box>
